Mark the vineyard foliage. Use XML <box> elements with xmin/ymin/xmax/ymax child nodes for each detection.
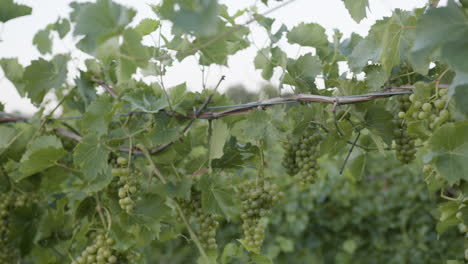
<box><xmin>1</xmin><ymin>0</ymin><xmax>468</xmax><ymax>263</ymax></box>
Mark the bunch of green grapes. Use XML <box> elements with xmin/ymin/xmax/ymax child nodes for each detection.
<box><xmin>71</xmin><ymin>233</ymin><xmax>118</xmax><ymax>264</ymax></box>
<box><xmin>178</xmin><ymin>188</ymin><xmax>221</xmax><ymax>250</ymax></box>
<box><xmin>397</xmin><ymin>94</ymin><xmax>412</xmax><ymax>116</ymax></box>
<box><xmin>281</xmin><ymin>139</ymin><xmax>300</xmax><ymax>176</ymax></box>
<box><xmin>398</xmin><ymin>86</ymin><xmax>451</xmax><ymax>130</ymax></box>
<box><xmin>238</xmin><ymin>179</ymin><xmax>284</xmax><ymax>252</ymax></box>
<box><xmin>111</xmin><ymin>157</ymin><xmax>139</xmax><ymax>214</ymax></box>
<box><xmin>393</xmin><ymin>119</ymin><xmax>416</xmax><ymax>164</ymax></box>
<box><xmin>294</xmin><ymin>128</ymin><xmax>323</xmax><ymax>186</ymax></box>
<box><xmin>0</xmin><ymin>191</ymin><xmax>35</xmax><ymax>264</ymax></box>
<box><xmin>410</xmin><ymin>88</ymin><xmax>450</xmax><ymax>130</ymax></box>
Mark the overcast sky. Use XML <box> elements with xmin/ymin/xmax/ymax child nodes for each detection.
<box><xmin>0</xmin><ymin>0</ymin><xmax>444</xmax><ymax>114</ymax></box>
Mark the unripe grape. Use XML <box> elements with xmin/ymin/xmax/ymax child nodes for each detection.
<box><xmin>422</xmin><ymin>103</ymin><xmax>432</xmax><ymax>112</ymax></box>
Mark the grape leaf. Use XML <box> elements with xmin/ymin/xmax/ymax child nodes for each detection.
<box><xmin>428</xmin><ymin>121</ymin><xmax>468</xmax><ymax>184</ymax></box>
<box><xmin>287</xmin><ymin>23</ymin><xmax>328</xmax><ymax>51</ymax></box>
<box><xmin>410</xmin><ymin>0</ymin><xmax>468</xmax><ymax>74</ymax></box>
<box><xmin>212</xmin><ymin>137</ymin><xmax>258</xmax><ymax>169</ymax></box>
<box><xmin>250</xmin><ymin>253</ymin><xmax>273</xmax><ymax>264</ymax></box>
<box><xmin>454</xmin><ymin>85</ymin><xmax>468</xmax><ymax>116</ymax></box>
<box><xmin>118</xmin><ymin>28</ymin><xmax>151</xmax><ymax>81</ymax></box>
<box><xmin>148</xmin><ymin>113</ymin><xmax>179</xmax><ymax>146</ymax></box>
<box><xmin>364</xmin><ymin>105</ymin><xmax>395</xmax><ymax>145</ymax></box>
<box><xmin>0</xmin><ymin>126</ymin><xmax>16</xmax><ymax>155</ymax></box>
<box><xmin>23</xmin><ymin>54</ymin><xmax>69</xmax><ymax>104</ymax></box>
<box><xmin>70</xmin><ymin>0</ymin><xmax>136</xmax><ymax>54</ymax></box>
<box><xmin>73</xmin><ymin>134</ymin><xmax>109</xmax><ymax>182</ymax></box>
<box><xmin>349</xmin><ymin>153</ymin><xmax>369</xmax><ymax>180</ymax></box>
<box><xmin>33</xmin><ymin>29</ymin><xmax>52</xmax><ymax>55</ymax></box>
<box><xmin>448</xmin><ymin>71</ymin><xmax>468</xmax><ymax>107</ymax></box>
<box><xmin>122</xmin><ymin>86</ymin><xmax>169</xmax><ymax>113</ymax></box>
<box><xmin>209</xmin><ymin>119</ymin><xmax>229</xmax><ymax>160</ymax></box>
<box><xmin>254</xmin><ymin>47</ymin><xmax>287</xmax><ymax>80</ymax></box>
<box><xmin>134</xmin><ymin>193</ymin><xmax>171</xmax><ymax>221</ymax></box>
<box><xmin>283</xmin><ymin>53</ymin><xmax>321</xmax><ymax>94</ymax></box>
<box><xmin>18</xmin><ymin>135</ymin><xmax>66</xmax><ymax>179</ymax></box>
<box><xmin>195</xmin><ymin>24</ymin><xmax>250</xmax><ymax>66</ymax></box>
<box><xmin>0</xmin><ymin>0</ymin><xmax>32</xmax><ymax>23</ymax></box>
<box><xmin>342</xmin><ymin>0</ymin><xmax>369</xmax><ymax>23</ymax></box>
<box><xmin>221</xmin><ymin>243</ymin><xmax>246</xmax><ymax>264</ymax></box>
<box><xmin>155</xmin><ymin>0</ymin><xmax>219</xmax><ymax>36</ymax></box>
<box><xmin>51</xmin><ymin>18</ymin><xmax>71</xmax><ymax>38</ymax></box>
<box><xmin>0</xmin><ymin>58</ymin><xmax>26</xmax><ymax>96</ymax></box>
<box><xmin>198</xmin><ymin>174</ymin><xmax>237</xmax><ymax>220</ymax></box>
<box><xmin>81</xmin><ymin>96</ymin><xmax>113</xmax><ymax>136</ymax></box>
<box><xmin>135</xmin><ymin>18</ymin><xmax>160</xmax><ymax>36</ymax></box>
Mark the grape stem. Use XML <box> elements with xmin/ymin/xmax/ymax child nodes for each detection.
<box><xmin>94</xmin><ymin>194</ymin><xmax>108</xmax><ymax>231</ymax></box>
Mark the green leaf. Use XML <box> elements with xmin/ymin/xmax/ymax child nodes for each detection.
<box><xmin>212</xmin><ymin>137</ymin><xmax>258</xmax><ymax>169</ymax></box>
<box><xmin>0</xmin><ymin>58</ymin><xmax>26</xmax><ymax>96</ymax></box>
<box><xmin>134</xmin><ymin>193</ymin><xmax>171</xmax><ymax>221</ymax></box>
<box><xmin>349</xmin><ymin>153</ymin><xmax>369</xmax><ymax>180</ymax></box>
<box><xmin>348</xmin><ymin>37</ymin><xmax>380</xmax><ymax>72</ymax></box>
<box><xmin>380</xmin><ymin>15</ymin><xmax>403</xmax><ymax>74</ymax></box>
<box><xmin>81</xmin><ymin>96</ymin><xmax>113</xmax><ymax>136</ymax></box>
<box><xmin>410</xmin><ymin>0</ymin><xmax>468</xmax><ymax>74</ymax></box>
<box><xmin>428</xmin><ymin>121</ymin><xmax>468</xmax><ymax>184</ymax></box>
<box><xmin>52</xmin><ymin>18</ymin><xmax>71</xmax><ymax>38</ymax></box>
<box><xmin>198</xmin><ymin>174</ymin><xmax>237</xmax><ymax>220</ymax></box>
<box><xmin>0</xmin><ymin>0</ymin><xmax>32</xmax><ymax>23</ymax></box>
<box><xmin>221</xmin><ymin>243</ymin><xmax>245</xmax><ymax>264</ymax></box>
<box><xmin>454</xmin><ymin>85</ymin><xmax>468</xmax><ymax>116</ymax></box>
<box><xmin>254</xmin><ymin>47</ymin><xmax>287</xmax><ymax>80</ymax></box>
<box><xmin>194</xmin><ymin>25</ymin><xmax>250</xmax><ymax>65</ymax></box>
<box><xmin>33</xmin><ymin>29</ymin><xmax>52</xmax><ymax>55</ymax></box>
<box><xmin>365</xmin><ymin>65</ymin><xmax>387</xmax><ymax>90</ymax></box>
<box><xmin>73</xmin><ymin>134</ymin><xmax>109</xmax><ymax>182</ymax></box>
<box><xmin>122</xmin><ymin>86</ymin><xmax>169</xmax><ymax>113</ymax></box>
<box><xmin>0</xmin><ymin>126</ymin><xmax>16</xmax><ymax>155</ymax></box>
<box><xmin>436</xmin><ymin>201</ymin><xmax>459</xmax><ymax>234</ymax></box>
<box><xmin>135</xmin><ymin>18</ymin><xmax>160</xmax><ymax>36</ymax></box>
<box><xmin>70</xmin><ymin>0</ymin><xmax>136</xmax><ymax>54</ymax></box>
<box><xmin>153</xmin><ymin>178</ymin><xmax>192</xmax><ymax>199</ymax></box>
<box><xmin>448</xmin><ymin>71</ymin><xmax>468</xmax><ymax>107</ymax></box>
<box><xmin>155</xmin><ymin>0</ymin><xmax>219</xmax><ymax>36</ymax></box>
<box><xmin>18</xmin><ymin>135</ymin><xmax>66</xmax><ymax>179</ymax></box>
<box><xmin>118</xmin><ymin>28</ymin><xmax>151</xmax><ymax>81</ymax></box>
<box><xmin>23</xmin><ymin>54</ymin><xmax>69</xmax><ymax>104</ymax></box>
<box><xmin>342</xmin><ymin>0</ymin><xmax>369</xmax><ymax>23</ymax></box>
<box><xmin>209</xmin><ymin>120</ymin><xmax>229</xmax><ymax>160</ymax></box>
<box><xmin>250</xmin><ymin>253</ymin><xmax>273</xmax><ymax>264</ymax></box>
<box><xmin>284</xmin><ymin>53</ymin><xmax>321</xmax><ymax>93</ymax></box>
<box><xmin>364</xmin><ymin>105</ymin><xmax>395</xmax><ymax>145</ymax></box>
<box><xmin>148</xmin><ymin>113</ymin><xmax>179</xmax><ymax>145</ymax></box>
<box><xmin>287</xmin><ymin>23</ymin><xmax>328</xmax><ymax>50</ymax></box>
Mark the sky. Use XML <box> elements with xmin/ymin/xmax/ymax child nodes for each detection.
<box><xmin>0</xmin><ymin>0</ymin><xmax>444</xmax><ymax>115</ymax></box>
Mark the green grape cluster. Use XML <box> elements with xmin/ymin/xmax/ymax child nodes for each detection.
<box><xmin>393</xmin><ymin>120</ymin><xmax>416</xmax><ymax>164</ymax></box>
<box><xmin>178</xmin><ymin>188</ymin><xmax>221</xmax><ymax>250</ymax></box>
<box><xmin>238</xmin><ymin>180</ymin><xmax>284</xmax><ymax>252</ymax></box>
<box><xmin>112</xmin><ymin>157</ymin><xmax>139</xmax><ymax>214</ymax></box>
<box><xmin>398</xmin><ymin>88</ymin><xmax>451</xmax><ymax>130</ymax></box>
<box><xmin>0</xmin><ymin>191</ymin><xmax>33</xmax><ymax>264</ymax></box>
<box><xmin>281</xmin><ymin>139</ymin><xmax>300</xmax><ymax>176</ymax></box>
<box><xmin>72</xmin><ymin>233</ymin><xmax>118</xmax><ymax>264</ymax></box>
<box><xmin>294</xmin><ymin>129</ymin><xmax>323</xmax><ymax>186</ymax></box>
